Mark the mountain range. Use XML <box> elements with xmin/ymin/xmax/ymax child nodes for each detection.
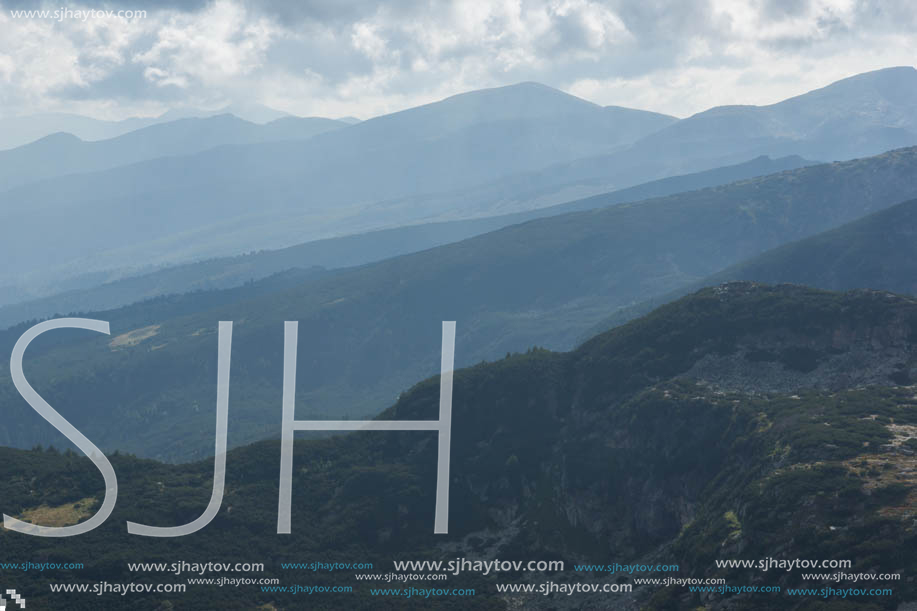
<box><xmin>2</xmin><ymin>146</ymin><xmax>917</xmax><ymax>461</ymax></box>
<box><xmin>586</xmin><ymin>188</ymin><xmax>917</xmax><ymax>337</ymax></box>
<box><xmin>0</xmin><ymin>82</ymin><xmax>678</xmax><ymax>296</ymax></box>
<box><xmin>0</xmin><ymin>102</ymin><xmax>296</xmax><ymax>151</ymax></box>
<box><xmin>517</xmin><ymin>65</ymin><xmax>917</xmax><ymax>193</ymax></box>
<box><xmin>0</xmin><ymin>114</ymin><xmax>347</xmax><ymax>192</ymax></box>
<box><xmin>5</xmin><ymin>65</ymin><xmax>917</xmax><ymax>610</ymax></box>
<box><xmin>0</xmin><ymin>153</ymin><xmax>812</xmax><ymax>329</ymax></box>
<box><xmin>4</xmin><ymin>67</ymin><xmax>916</xmax><ymax>308</ymax></box>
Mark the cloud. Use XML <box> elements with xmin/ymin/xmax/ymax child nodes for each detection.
<box><xmin>0</xmin><ymin>0</ymin><xmax>914</xmax><ymax>120</ymax></box>
<box><xmin>133</xmin><ymin>1</ymin><xmax>276</xmax><ymax>89</ymax></box>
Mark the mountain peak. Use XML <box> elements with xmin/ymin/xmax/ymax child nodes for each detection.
<box><xmin>779</xmin><ymin>65</ymin><xmax>917</xmax><ymax>107</ymax></box>
<box><xmin>436</xmin><ymin>80</ymin><xmax>598</xmax><ymax>109</ymax></box>
<box><xmin>18</xmin><ymin>131</ymin><xmax>83</xmax><ymax>150</ymax></box>
<box><xmin>504</xmin><ymin>80</ymin><xmax>561</xmax><ymax>91</ymax></box>
<box><xmin>156</xmin><ymin>103</ymin><xmax>290</xmax><ymax>125</ymax></box>
<box><xmin>832</xmin><ymin>65</ymin><xmax>917</xmax><ymax>83</ymax></box>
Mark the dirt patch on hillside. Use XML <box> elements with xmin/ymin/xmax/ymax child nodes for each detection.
<box><xmin>14</xmin><ymin>497</ymin><xmax>96</xmax><ymax>527</ymax></box>
<box><xmin>110</xmin><ymin>324</ymin><xmax>160</xmax><ymax>349</ymax></box>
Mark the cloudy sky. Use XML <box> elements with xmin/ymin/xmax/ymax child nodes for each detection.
<box><xmin>0</xmin><ymin>0</ymin><xmax>915</xmax><ymax>121</ymax></box>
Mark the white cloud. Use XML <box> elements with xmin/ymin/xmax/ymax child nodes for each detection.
<box><xmin>133</xmin><ymin>1</ymin><xmax>276</xmax><ymax>88</ymax></box>
<box><xmin>0</xmin><ymin>0</ymin><xmax>914</xmax><ymax>120</ymax></box>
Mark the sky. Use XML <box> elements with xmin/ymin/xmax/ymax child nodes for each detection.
<box><xmin>0</xmin><ymin>0</ymin><xmax>915</xmax><ymax>121</ymax></box>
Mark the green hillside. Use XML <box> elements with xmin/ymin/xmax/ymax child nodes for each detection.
<box><xmin>711</xmin><ymin>196</ymin><xmax>917</xmax><ymax>293</ymax></box>
<box><xmin>586</xmin><ymin>193</ymin><xmax>917</xmax><ymax>338</ymax></box>
<box><xmin>2</xmin><ymin>284</ymin><xmax>917</xmax><ymax>609</ymax></box>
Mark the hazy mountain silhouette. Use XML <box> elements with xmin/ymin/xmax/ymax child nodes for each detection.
<box><xmin>0</xmin><ymin>114</ymin><xmax>347</xmax><ymax>191</ymax></box>
<box><xmin>0</xmin><ymin>112</ymin><xmax>160</xmax><ymax>150</ymax></box>
<box><xmin>498</xmin><ymin>66</ymin><xmax>917</xmax><ymax>197</ymax></box>
<box><xmin>0</xmin><ymin>82</ymin><xmax>677</xmax><ymax>293</ymax></box>
<box><xmin>0</xmin><ymin>153</ymin><xmax>811</xmax><ymax>326</ymax></box>
<box><xmin>1</xmin><ymin>147</ymin><xmax>915</xmax><ymax>460</ymax></box>
<box><xmin>584</xmin><ymin>192</ymin><xmax>917</xmax><ymax>336</ymax></box>
<box><xmin>0</xmin><ymin>102</ymin><xmax>297</xmax><ymax>150</ymax></box>
<box><xmin>3</xmin><ymin>69</ymin><xmax>916</xmax><ymax>318</ymax></box>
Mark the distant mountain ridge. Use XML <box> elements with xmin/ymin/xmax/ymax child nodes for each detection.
<box><xmin>323</xmin><ymin>81</ymin><xmax>676</xmax><ymax>148</ymax></box>
<box><xmin>712</xmin><ymin>196</ymin><xmax>917</xmax><ymax>294</ymax></box>
<box><xmin>504</xmin><ymin>66</ymin><xmax>917</xmax><ymax>198</ymax></box>
<box><xmin>0</xmin><ymin>82</ymin><xmax>678</xmax><ymax>293</ymax></box>
<box><xmin>648</xmin><ymin>66</ymin><xmax>917</xmax><ymax>160</ymax></box>
<box><xmin>583</xmin><ymin>189</ymin><xmax>917</xmax><ymax>338</ymax></box>
<box><xmin>1</xmin><ymin>147</ymin><xmax>916</xmax><ymax>461</ymax></box>
<box><xmin>0</xmin><ymin>114</ymin><xmax>347</xmax><ymax>191</ymax></box>
<box><xmin>3</xmin><ymin>69</ymin><xmax>915</xmax><ymax>297</ymax></box>
<box><xmin>0</xmin><ymin>112</ymin><xmax>161</xmax><ymax>151</ymax></box>
<box><xmin>157</xmin><ymin>101</ymin><xmax>292</xmax><ymax>124</ymax></box>
<box><xmin>0</xmin><ymin>153</ymin><xmax>812</xmax><ymax>328</ymax></box>
<box><xmin>0</xmin><ymin>102</ymin><xmax>296</xmax><ymax>150</ymax></box>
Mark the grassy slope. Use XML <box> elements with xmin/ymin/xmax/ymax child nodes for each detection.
<box><xmin>584</xmin><ymin>193</ymin><xmax>917</xmax><ymax>340</ymax></box>
<box><xmin>1</xmin><ymin>285</ymin><xmax>917</xmax><ymax>609</ymax></box>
